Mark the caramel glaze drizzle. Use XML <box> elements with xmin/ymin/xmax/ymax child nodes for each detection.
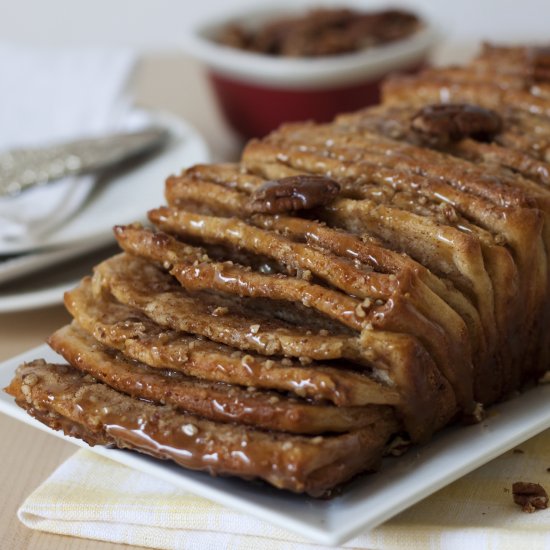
<box><xmin>6</xmin><ymin>361</ymin><xmax>398</xmax><ymax>496</ymax></box>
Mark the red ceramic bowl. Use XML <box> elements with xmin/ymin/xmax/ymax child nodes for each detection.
<box><xmin>183</xmin><ymin>6</ymin><xmax>437</xmax><ymax>139</ymax></box>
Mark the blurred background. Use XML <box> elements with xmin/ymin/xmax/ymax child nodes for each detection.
<box><xmin>2</xmin><ymin>0</ymin><xmax>549</xmax><ymax>159</ymax></box>
<box><xmin>2</xmin><ymin>0</ymin><xmax>549</xmax><ymax>60</ymax></box>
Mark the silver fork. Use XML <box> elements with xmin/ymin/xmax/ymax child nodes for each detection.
<box><xmin>0</xmin><ymin>126</ymin><xmax>170</xmax><ymax>197</ymax></box>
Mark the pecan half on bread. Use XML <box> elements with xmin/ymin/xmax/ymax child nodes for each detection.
<box><xmin>411</xmin><ymin>103</ymin><xmax>502</xmax><ymax>145</ymax></box>
<box><xmin>247</xmin><ymin>175</ymin><xmax>340</xmax><ymax>213</ymax></box>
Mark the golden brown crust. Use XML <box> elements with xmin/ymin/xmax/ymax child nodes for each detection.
<box><xmin>64</xmin><ymin>278</ymin><xmax>395</xmax><ymax>407</ymax></box>
<box><xmin>5</xmin><ymin>360</ymin><xmax>399</xmax><ymax>496</ymax></box>
<box><xmin>91</xmin><ymin>252</ymin><xmax>457</xmax><ymax>441</ymax></box>
<box><xmin>92</xmin><ymin>253</ymin><xmax>364</xmax><ymax>363</ymax></box>
<box><xmin>49</xmin><ymin>323</ymin><xmax>390</xmax><ymax>435</ymax></box>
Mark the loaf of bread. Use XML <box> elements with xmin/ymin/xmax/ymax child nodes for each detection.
<box><xmin>5</xmin><ymin>43</ymin><xmax>550</xmax><ymax>497</ymax></box>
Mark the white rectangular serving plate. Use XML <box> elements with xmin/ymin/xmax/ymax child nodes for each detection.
<box><xmin>2</xmin><ymin>344</ymin><xmax>550</xmax><ymax>546</ymax></box>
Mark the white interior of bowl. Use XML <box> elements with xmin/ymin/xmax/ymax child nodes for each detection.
<box><xmin>181</xmin><ymin>4</ymin><xmax>438</xmax><ymax>89</ymax></box>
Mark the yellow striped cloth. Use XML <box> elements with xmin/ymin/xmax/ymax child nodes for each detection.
<box><xmin>19</xmin><ymin>429</ymin><xmax>550</xmax><ymax>549</ymax></box>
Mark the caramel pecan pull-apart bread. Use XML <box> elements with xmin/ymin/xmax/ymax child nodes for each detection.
<box><xmin>5</xmin><ymin>44</ymin><xmax>550</xmax><ymax>497</ymax></box>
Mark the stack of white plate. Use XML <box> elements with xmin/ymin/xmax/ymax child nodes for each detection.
<box><xmin>0</xmin><ymin>111</ymin><xmax>209</xmax><ymax>313</ymax></box>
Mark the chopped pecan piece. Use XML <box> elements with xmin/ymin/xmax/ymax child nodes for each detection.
<box><xmin>512</xmin><ymin>482</ymin><xmax>549</xmax><ymax>513</ymax></box>
<box><xmin>462</xmin><ymin>402</ymin><xmax>485</xmax><ymax>425</ymax></box>
<box><xmin>411</xmin><ymin>104</ymin><xmax>502</xmax><ymax>145</ymax></box>
<box><xmin>248</xmin><ymin>175</ymin><xmax>340</xmax><ymax>214</ymax></box>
